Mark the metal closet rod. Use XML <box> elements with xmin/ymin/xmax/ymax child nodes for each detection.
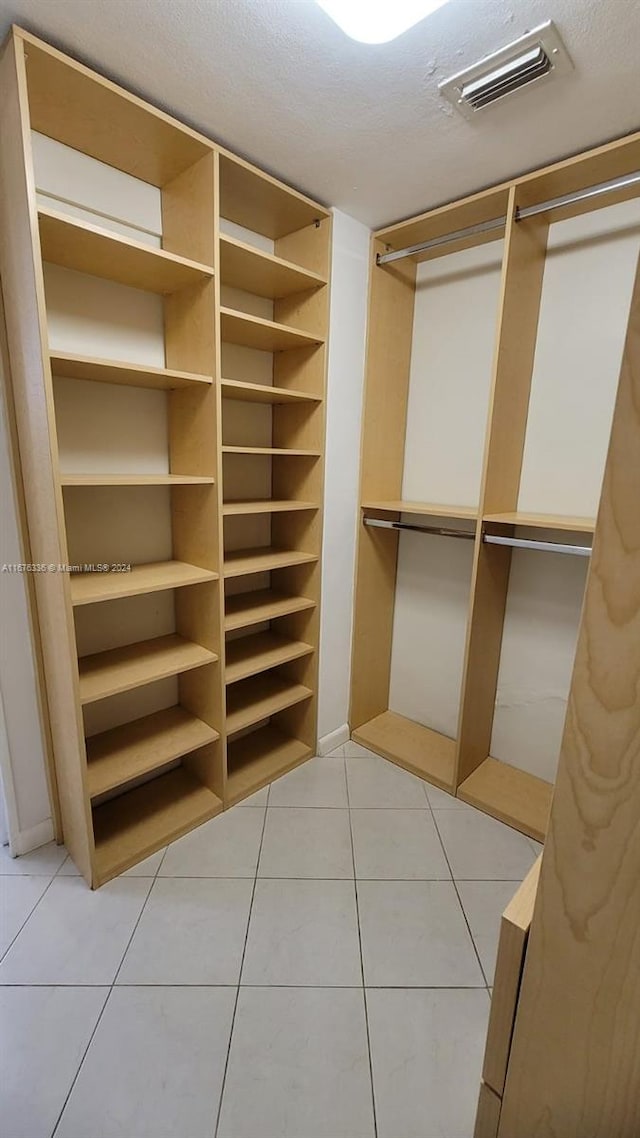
<box><xmin>363</xmin><ymin>516</ymin><xmax>592</xmax><ymax>556</ymax></box>
<box><xmin>376</xmin><ymin>169</ymin><xmax>640</xmax><ymax>266</ymax></box>
<box><xmin>363</xmin><ymin>517</ymin><xmax>475</xmax><ymax>540</ymax></box>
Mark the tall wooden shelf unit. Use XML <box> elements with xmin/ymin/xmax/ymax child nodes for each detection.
<box><xmin>0</xmin><ymin>27</ymin><xmax>330</xmax><ymax>885</ymax></box>
<box><xmin>351</xmin><ymin>129</ymin><xmax>640</xmax><ymax>842</ymax></box>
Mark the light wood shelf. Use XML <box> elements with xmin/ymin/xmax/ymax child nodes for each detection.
<box><xmin>38</xmin><ymin>207</ymin><xmax>214</xmax><ymax>294</ymax></box>
<box><xmin>221</xmin><ymin>378</ymin><xmax>322</xmax><ymax>405</ymax></box>
<box><xmin>222</xmin><ymin>445</ymin><xmax>320</xmax><ymax>457</ymax></box>
<box><xmin>352</xmin><ymin>711</ymin><xmax>456</xmax><ymax>791</ymax></box>
<box><xmin>86</xmin><ymin>704</ymin><xmax>219</xmax><ymax>799</ymax></box>
<box><xmin>50</xmin><ymin>351</ymin><xmax>213</xmax><ymax>390</ymax></box>
<box><xmin>225</xmin><ymin>588</ymin><xmax>315</xmax><ymax>632</ymax></box>
<box><xmin>362</xmin><ymin>500</ymin><xmax>478</xmax><ymax>521</ymax></box>
<box><xmin>223</xmin><ymin>547</ymin><xmax>317</xmax><ymax>579</ymax></box>
<box><xmin>225</xmin><ymin>631</ymin><xmax>314</xmax><ymax>684</ymax></box>
<box><xmin>219</xmin><ymin>152</ymin><xmax>330</xmax><ymax>239</ymax></box>
<box><xmin>220</xmin><ymin>234</ymin><xmax>326</xmax><ymax>298</ymax></box>
<box><xmin>226</xmin><ymin>724</ymin><xmax>312</xmax><ymax>805</ymax></box>
<box><xmin>61</xmin><ymin>474</ymin><xmax>215</xmax><ymax>486</ymax></box>
<box><xmin>457</xmin><ymin>756</ymin><xmax>553</xmax><ymax>842</ymax></box>
<box><xmin>222</xmin><ymin>499</ymin><xmax>318</xmax><ymax>516</ymax></box>
<box><xmin>70</xmin><ymin>560</ymin><xmax>218</xmax><ymax>606</ymax></box>
<box><xmin>220</xmin><ymin>307</ymin><xmax>323</xmax><ymax>352</ymax></box>
<box><xmin>78</xmin><ymin>634</ymin><xmax>218</xmax><ymax>704</ymax></box>
<box><xmin>93</xmin><ymin>767</ymin><xmax>222</xmax><ymax>885</ymax></box>
<box><xmin>226</xmin><ymin>673</ymin><xmax>313</xmax><ymax>735</ymax></box>
<box><xmin>483</xmin><ymin>510</ymin><xmax>596</xmax><ymax>532</ymax></box>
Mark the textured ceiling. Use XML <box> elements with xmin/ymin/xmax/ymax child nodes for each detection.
<box><xmin>0</xmin><ymin>0</ymin><xmax>639</xmax><ymax>228</ymax></box>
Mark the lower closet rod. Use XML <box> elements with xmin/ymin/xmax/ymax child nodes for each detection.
<box><xmin>483</xmin><ymin>534</ymin><xmax>591</xmax><ymax>557</ymax></box>
<box><xmin>363</xmin><ymin>517</ymin><xmax>475</xmax><ymax>540</ymax></box>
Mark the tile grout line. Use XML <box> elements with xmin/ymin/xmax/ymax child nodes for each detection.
<box><xmin>345</xmin><ymin>751</ymin><xmax>379</xmax><ymax>1138</ymax></box>
<box><xmin>50</xmin><ymin>850</ymin><xmax>166</xmax><ymax>1137</ymax></box>
<box><xmin>424</xmin><ymin>789</ymin><xmax>493</xmax><ymax>992</ymax></box>
<box><xmin>0</xmin><ymin>870</ymin><xmax>61</xmax><ymax>965</ymax></box>
<box><xmin>213</xmin><ymin>782</ymin><xmax>270</xmax><ymax>1138</ymax></box>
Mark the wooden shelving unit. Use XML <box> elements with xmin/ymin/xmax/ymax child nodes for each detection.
<box><xmin>350</xmin><ymin>127</ymin><xmax>640</xmax><ymax>842</ymax></box>
<box><xmin>0</xmin><ymin>27</ymin><xmax>330</xmax><ymax>884</ymax></box>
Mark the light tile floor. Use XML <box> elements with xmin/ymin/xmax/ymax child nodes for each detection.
<box><xmin>0</xmin><ymin>744</ymin><xmax>540</xmax><ymax>1138</ymax></box>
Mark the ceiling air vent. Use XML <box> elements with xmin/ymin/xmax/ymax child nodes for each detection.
<box><xmin>439</xmin><ymin>22</ymin><xmax>573</xmax><ymax>120</ymax></box>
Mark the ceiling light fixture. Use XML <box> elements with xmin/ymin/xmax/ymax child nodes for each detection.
<box><xmin>315</xmin><ymin>0</ymin><xmax>450</xmax><ymax>44</ymax></box>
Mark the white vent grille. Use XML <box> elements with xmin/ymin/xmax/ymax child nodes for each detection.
<box><xmin>440</xmin><ymin>22</ymin><xmax>573</xmax><ymax>120</ymax></box>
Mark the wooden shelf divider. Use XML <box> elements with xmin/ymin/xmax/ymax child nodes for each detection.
<box><xmin>220</xmin><ymin>306</ymin><xmax>323</xmax><ymax>351</ymax></box>
<box><xmin>222</xmin><ymin>499</ymin><xmax>318</xmax><ymax>516</ymax></box>
<box><xmin>220</xmin><ymin>234</ymin><xmax>326</xmax><ymax>298</ymax></box>
<box><xmin>70</xmin><ymin>561</ymin><xmax>218</xmax><ymax>606</ymax></box>
<box><xmin>226</xmin><ymin>673</ymin><xmax>313</xmax><ymax>735</ymax></box>
<box><xmin>86</xmin><ymin>705</ymin><xmax>219</xmax><ymax>799</ymax></box>
<box><xmin>78</xmin><ymin>634</ymin><xmax>218</xmax><ymax>704</ymax></box>
<box><xmin>221</xmin><ymin>378</ymin><xmax>321</xmax><ymax>405</ymax></box>
<box><xmin>223</xmin><ymin>547</ymin><xmax>317</xmax><ymax>578</ymax></box>
<box><xmin>225</xmin><ymin>631</ymin><xmax>314</xmax><ymax>684</ymax></box>
<box><xmin>61</xmin><ymin>474</ymin><xmax>215</xmax><ymax>486</ymax></box>
<box><xmin>226</xmin><ymin>724</ymin><xmax>312</xmax><ymax>805</ymax></box>
<box><xmin>352</xmin><ymin>710</ymin><xmax>456</xmax><ymax>791</ymax></box>
<box><xmin>38</xmin><ymin>206</ymin><xmax>214</xmax><ymax>294</ymax></box>
<box><xmin>93</xmin><ymin>767</ymin><xmax>222</xmax><ymax>885</ymax></box>
<box><xmin>224</xmin><ymin>589</ymin><xmax>315</xmax><ymax>632</ymax></box>
<box><xmin>457</xmin><ymin>756</ymin><xmax>553</xmax><ymax>842</ymax></box>
<box><xmin>50</xmin><ymin>351</ymin><xmax>213</xmax><ymax>390</ymax></box>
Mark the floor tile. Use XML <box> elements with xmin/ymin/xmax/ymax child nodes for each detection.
<box><xmin>434</xmin><ymin>808</ymin><xmax>538</xmax><ymax>880</ymax></box>
<box><xmin>269</xmin><ymin>754</ymin><xmax>348</xmax><ymax>807</ymax></box>
<box><xmin>117</xmin><ymin>877</ymin><xmax>253</xmax><ymax>984</ymax></box>
<box><xmin>0</xmin><ymin>985</ymin><xmax>108</xmax><ymax>1138</ymax></box>
<box><xmin>351</xmin><ymin>808</ymin><xmax>451</xmax><ymax>880</ymax></box>
<box><xmin>0</xmin><ymin>876</ymin><xmax>150</xmax><ymax>985</ymax></box>
<box><xmin>56</xmin><ymin>986</ymin><xmax>235</xmax><ymax>1138</ymax></box>
<box><xmin>242</xmin><ymin>879</ymin><xmax>361</xmax><ymax>986</ymax></box>
<box><xmin>368</xmin><ymin>988</ymin><xmax>490</xmax><ymax>1138</ymax></box>
<box><xmin>323</xmin><ymin>744</ymin><xmax>346</xmax><ymax>757</ymax></box>
<box><xmin>346</xmin><ymin>753</ymin><xmax>429</xmax><ymax>808</ymax></box>
<box><xmin>458</xmin><ymin>880</ymin><xmax>519</xmax><ymax>984</ymax></box>
<box><xmin>529</xmin><ymin>838</ymin><xmax>544</xmax><ymax>856</ymax></box>
<box><xmin>0</xmin><ymin>840</ymin><xmax>67</xmax><ymax>877</ymax></box>
<box><xmin>0</xmin><ymin>875</ymin><xmax>51</xmax><ymax>957</ymax></box>
<box><xmin>358</xmin><ymin>881</ymin><xmax>484</xmax><ymax>987</ymax></box>
<box><xmin>218</xmin><ymin>987</ymin><xmax>375</xmax><ymax>1138</ymax></box>
<box><xmin>159</xmin><ymin>806</ymin><xmax>264</xmax><ymax>877</ymax></box>
<box><xmin>424</xmin><ymin>783</ymin><xmax>474</xmax><ymax>810</ymax></box>
<box><xmin>235</xmin><ymin>785</ymin><xmax>269</xmax><ymax>806</ymax></box>
<box><xmin>258</xmin><ymin>807</ymin><xmax>353</xmax><ymax>878</ymax></box>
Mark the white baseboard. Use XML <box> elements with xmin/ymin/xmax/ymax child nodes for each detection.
<box><xmin>318</xmin><ymin>723</ymin><xmax>350</xmax><ymax>755</ymax></box>
<box><xmin>11</xmin><ymin>817</ymin><xmax>55</xmax><ymax>857</ymax></box>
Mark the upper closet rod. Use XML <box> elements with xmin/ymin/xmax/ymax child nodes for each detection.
<box><xmin>363</xmin><ymin>516</ymin><xmax>475</xmax><ymax>540</ymax></box>
<box><xmin>376</xmin><ymin>169</ymin><xmax>640</xmax><ymax>266</ymax></box>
